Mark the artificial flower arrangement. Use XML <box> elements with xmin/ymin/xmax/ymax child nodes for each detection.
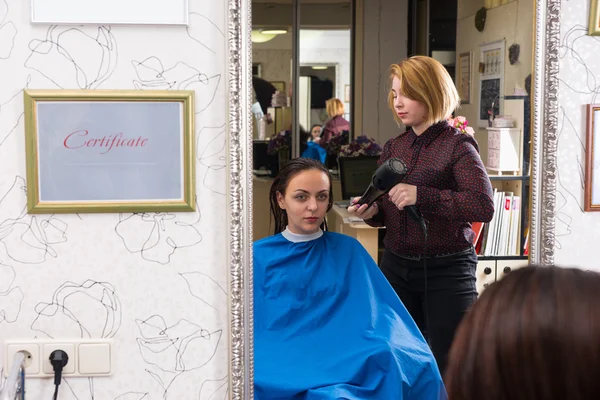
<box><xmin>339</xmin><ymin>135</ymin><xmax>383</xmax><ymax>157</ymax></box>
<box><xmin>325</xmin><ymin>130</ymin><xmax>350</xmax><ymax>156</ymax></box>
<box><xmin>447</xmin><ymin>116</ymin><xmax>475</xmax><ymax>136</ymax></box>
<box><xmin>267</xmin><ymin>129</ymin><xmax>291</xmax><ymax>155</ymax></box>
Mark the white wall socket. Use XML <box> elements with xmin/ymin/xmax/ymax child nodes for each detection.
<box><xmin>3</xmin><ymin>339</ymin><xmax>114</xmax><ymax>378</ymax></box>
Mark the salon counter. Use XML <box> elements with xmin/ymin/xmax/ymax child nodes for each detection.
<box><xmin>328</xmin><ymin>204</ymin><xmax>383</xmax><ymax>264</ymax></box>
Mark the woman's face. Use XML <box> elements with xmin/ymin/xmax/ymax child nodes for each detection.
<box><xmin>311</xmin><ymin>125</ymin><xmax>322</xmax><ymax>139</ymax></box>
<box><xmin>277</xmin><ymin>169</ymin><xmax>330</xmax><ymax>235</ymax></box>
<box><xmin>391</xmin><ymin>76</ymin><xmax>428</xmax><ymax>133</ymax></box>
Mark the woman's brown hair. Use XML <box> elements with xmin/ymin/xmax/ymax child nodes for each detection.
<box><xmin>445</xmin><ymin>266</ymin><xmax>600</xmax><ymax>400</ymax></box>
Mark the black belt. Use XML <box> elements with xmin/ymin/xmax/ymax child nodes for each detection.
<box><xmin>390</xmin><ymin>246</ymin><xmax>474</xmax><ymax>261</ymax></box>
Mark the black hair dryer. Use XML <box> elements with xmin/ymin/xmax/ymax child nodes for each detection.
<box><xmin>355</xmin><ymin>158</ymin><xmax>408</xmax><ymax>207</ymax></box>
<box><xmin>355</xmin><ymin>158</ymin><xmax>425</xmax><ymax>228</ymax></box>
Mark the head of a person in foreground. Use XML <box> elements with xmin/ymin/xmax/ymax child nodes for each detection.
<box><xmin>445</xmin><ymin>265</ymin><xmax>600</xmax><ymax>400</ymax></box>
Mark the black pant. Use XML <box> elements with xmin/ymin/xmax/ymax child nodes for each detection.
<box><xmin>379</xmin><ymin>247</ymin><xmax>478</xmax><ymax>376</ymax></box>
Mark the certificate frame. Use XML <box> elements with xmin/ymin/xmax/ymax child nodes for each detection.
<box><xmin>585</xmin><ymin>104</ymin><xmax>600</xmax><ymax>211</ymax></box>
<box><xmin>30</xmin><ymin>0</ymin><xmax>189</xmax><ymax>26</ymax></box>
<box><xmin>589</xmin><ymin>0</ymin><xmax>600</xmax><ymax>35</ymax></box>
<box><xmin>23</xmin><ymin>89</ymin><xmax>195</xmax><ymax>214</ymax></box>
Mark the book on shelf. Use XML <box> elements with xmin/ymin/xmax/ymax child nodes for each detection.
<box><xmin>475</xmin><ymin>188</ymin><xmax>523</xmax><ymax>257</ymax></box>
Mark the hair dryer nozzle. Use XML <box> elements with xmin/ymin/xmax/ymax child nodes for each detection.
<box><xmin>372</xmin><ymin>159</ymin><xmax>408</xmax><ymax>190</ymax></box>
<box><xmin>355</xmin><ymin>158</ymin><xmax>408</xmax><ymax>207</ymax></box>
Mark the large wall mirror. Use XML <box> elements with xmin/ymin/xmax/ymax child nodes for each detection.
<box><xmin>227</xmin><ymin>0</ymin><xmax>559</xmax><ymax>396</ymax></box>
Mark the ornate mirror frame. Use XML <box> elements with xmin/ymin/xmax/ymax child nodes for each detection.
<box><xmin>530</xmin><ymin>0</ymin><xmax>559</xmax><ymax>266</ymax></box>
<box><xmin>226</xmin><ymin>0</ymin><xmax>560</xmax><ymax>397</ymax></box>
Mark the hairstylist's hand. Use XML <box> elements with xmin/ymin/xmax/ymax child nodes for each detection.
<box><xmin>388</xmin><ymin>183</ymin><xmax>417</xmax><ymax>210</ymax></box>
<box><xmin>347</xmin><ymin>197</ymin><xmax>379</xmax><ymax>220</ymax></box>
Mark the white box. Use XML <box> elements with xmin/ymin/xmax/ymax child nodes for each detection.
<box><xmin>486</xmin><ymin>127</ymin><xmax>522</xmax><ymax>174</ymax></box>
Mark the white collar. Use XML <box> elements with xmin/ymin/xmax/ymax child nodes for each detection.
<box><xmin>281</xmin><ymin>227</ymin><xmax>323</xmax><ymax>243</ymax></box>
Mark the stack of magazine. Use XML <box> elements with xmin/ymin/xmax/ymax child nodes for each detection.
<box><xmin>473</xmin><ymin>188</ymin><xmax>525</xmax><ymax>257</ymax></box>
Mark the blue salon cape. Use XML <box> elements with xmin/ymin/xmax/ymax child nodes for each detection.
<box><xmin>253</xmin><ymin>231</ymin><xmax>446</xmax><ymax>399</ymax></box>
<box><xmin>301</xmin><ymin>141</ymin><xmax>328</xmax><ymax>164</ymax></box>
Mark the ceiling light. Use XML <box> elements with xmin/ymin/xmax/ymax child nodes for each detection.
<box><xmin>261</xmin><ymin>29</ymin><xmax>287</xmax><ymax>35</ymax></box>
<box><xmin>251</xmin><ymin>30</ymin><xmax>276</xmax><ymax>43</ymax></box>
<box><xmin>311</xmin><ymin>66</ymin><xmax>328</xmax><ymax>70</ymax></box>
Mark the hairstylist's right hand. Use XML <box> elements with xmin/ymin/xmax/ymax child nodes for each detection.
<box><xmin>347</xmin><ymin>197</ymin><xmax>379</xmax><ymax>220</ymax></box>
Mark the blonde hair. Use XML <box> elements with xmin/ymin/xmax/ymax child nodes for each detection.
<box><xmin>325</xmin><ymin>98</ymin><xmax>345</xmax><ymax>118</ymax></box>
<box><xmin>388</xmin><ymin>56</ymin><xmax>460</xmax><ymax>126</ymax></box>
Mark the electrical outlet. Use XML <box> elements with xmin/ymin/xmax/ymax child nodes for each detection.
<box><xmin>3</xmin><ymin>339</ymin><xmax>114</xmax><ymax>378</ymax></box>
<box><xmin>42</xmin><ymin>343</ymin><xmax>76</xmax><ymax>375</ymax></box>
<box><xmin>5</xmin><ymin>343</ymin><xmax>40</xmax><ymax>375</ymax></box>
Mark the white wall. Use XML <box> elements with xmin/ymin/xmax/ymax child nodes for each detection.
<box><xmin>456</xmin><ymin>0</ymin><xmax>533</xmax><ymax>162</ymax></box>
<box><xmin>553</xmin><ymin>0</ymin><xmax>600</xmax><ymax>272</ymax></box>
<box><xmin>0</xmin><ymin>1</ymin><xmax>230</xmax><ymax>398</ymax></box>
<box><xmin>361</xmin><ymin>0</ymin><xmax>409</xmax><ymax>145</ymax></box>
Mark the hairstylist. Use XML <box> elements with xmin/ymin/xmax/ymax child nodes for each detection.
<box><xmin>348</xmin><ymin>55</ymin><xmax>494</xmax><ymax>374</ymax></box>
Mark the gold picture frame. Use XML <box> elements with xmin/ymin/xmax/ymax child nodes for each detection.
<box><xmin>23</xmin><ymin>89</ymin><xmax>195</xmax><ymax>214</ymax></box>
<box><xmin>457</xmin><ymin>51</ymin><xmax>472</xmax><ymax>104</ymax></box>
<box><xmin>585</xmin><ymin>104</ymin><xmax>600</xmax><ymax>211</ymax></box>
<box><xmin>590</xmin><ymin>0</ymin><xmax>600</xmax><ymax>35</ymax></box>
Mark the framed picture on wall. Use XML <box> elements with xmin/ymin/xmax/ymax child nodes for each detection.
<box><xmin>344</xmin><ymin>85</ymin><xmax>351</xmax><ymax>103</ymax></box>
<box><xmin>585</xmin><ymin>104</ymin><xmax>600</xmax><ymax>211</ymax></box>
<box><xmin>478</xmin><ymin>40</ymin><xmax>505</xmax><ymax>127</ymax></box>
<box><xmin>589</xmin><ymin>0</ymin><xmax>600</xmax><ymax>35</ymax></box>
<box><xmin>457</xmin><ymin>52</ymin><xmax>472</xmax><ymax>104</ymax></box>
<box><xmin>23</xmin><ymin>89</ymin><xmax>196</xmax><ymax>214</ymax></box>
<box><xmin>31</xmin><ymin>0</ymin><xmax>189</xmax><ymax>25</ymax></box>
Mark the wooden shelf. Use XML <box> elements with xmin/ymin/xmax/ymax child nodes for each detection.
<box><xmin>488</xmin><ymin>175</ymin><xmax>529</xmax><ymax>181</ymax></box>
<box><xmin>478</xmin><ymin>255</ymin><xmax>528</xmax><ymax>261</ymax></box>
<box><xmin>479</xmin><ymin>97</ymin><xmax>530</xmax><ymax>258</ymax></box>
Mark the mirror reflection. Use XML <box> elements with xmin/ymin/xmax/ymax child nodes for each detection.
<box><xmin>252</xmin><ymin>0</ymin><xmax>534</xmax><ymax>396</ymax></box>
<box><xmin>252</xmin><ymin>0</ymin><xmax>352</xmax><ymax>241</ymax></box>
<box><xmin>299</xmin><ymin>28</ymin><xmax>352</xmax><ymax>168</ymax></box>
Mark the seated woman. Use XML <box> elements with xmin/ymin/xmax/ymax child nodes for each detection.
<box><xmin>445</xmin><ymin>266</ymin><xmax>600</xmax><ymax>400</ymax></box>
<box><xmin>253</xmin><ymin>158</ymin><xmax>446</xmax><ymax>399</ymax></box>
<box><xmin>301</xmin><ymin>125</ymin><xmax>326</xmax><ymax>163</ymax></box>
<box><xmin>309</xmin><ymin>124</ymin><xmax>323</xmax><ymax>143</ymax></box>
